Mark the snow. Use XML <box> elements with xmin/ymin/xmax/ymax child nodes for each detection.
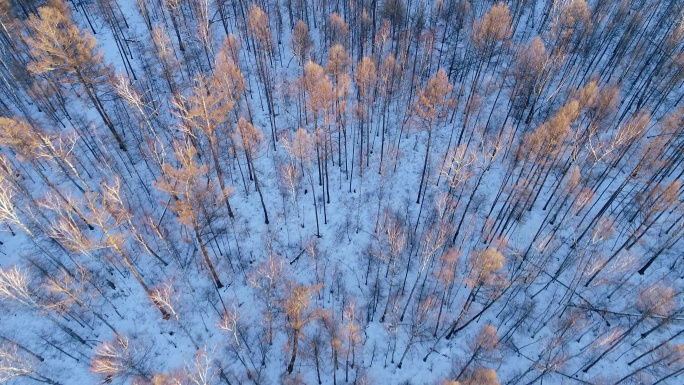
<box><xmin>0</xmin><ymin>1</ymin><xmax>683</xmax><ymax>384</ymax></box>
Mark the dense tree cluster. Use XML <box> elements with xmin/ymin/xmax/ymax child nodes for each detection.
<box><xmin>0</xmin><ymin>0</ymin><xmax>683</xmax><ymax>383</ymax></box>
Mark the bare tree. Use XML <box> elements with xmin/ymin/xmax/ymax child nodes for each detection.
<box><xmin>281</xmin><ymin>128</ymin><xmax>321</xmax><ymax>237</ymax></box>
<box><xmin>247</xmin><ymin>252</ymin><xmax>287</xmax><ymax>345</ymax></box>
<box><xmin>0</xmin><ymin>159</ymin><xmax>33</xmax><ymax>236</ymax></box>
<box><xmin>0</xmin><ymin>342</ymin><xmax>58</xmax><ymax>384</ymax></box>
<box><xmin>91</xmin><ymin>334</ymin><xmax>152</xmax><ymax>383</ymax></box>
<box><xmin>182</xmin><ymin>348</ymin><xmax>218</xmax><ymax>385</ymax></box>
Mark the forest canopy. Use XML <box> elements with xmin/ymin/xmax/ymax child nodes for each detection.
<box><xmin>0</xmin><ymin>0</ymin><xmax>683</xmax><ymax>384</ymax></box>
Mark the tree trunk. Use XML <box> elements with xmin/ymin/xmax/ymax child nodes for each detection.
<box><xmin>75</xmin><ymin>70</ymin><xmax>127</xmax><ymax>151</ymax></box>
<box><xmin>193</xmin><ymin>223</ymin><xmax>224</xmax><ymax>289</ymax></box>
<box><xmin>287</xmin><ymin>329</ymin><xmax>299</xmax><ymax>373</ymax></box>
<box><xmin>417</xmin><ymin>125</ymin><xmax>433</xmax><ymax>204</ymax></box>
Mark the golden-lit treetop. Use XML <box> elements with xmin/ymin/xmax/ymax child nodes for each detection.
<box><xmin>213</xmin><ymin>37</ymin><xmax>246</xmax><ymax>106</ymax></box>
<box><xmin>467</xmin><ymin>248</ymin><xmax>505</xmax><ymax>287</ymax></box>
<box><xmin>412</xmin><ymin>68</ymin><xmax>455</xmax><ymax>125</ymax></box>
<box><xmin>302</xmin><ymin>61</ymin><xmax>334</xmax><ymax>114</ymax></box>
<box><xmin>461</xmin><ymin>368</ymin><xmax>500</xmax><ymax>385</ymax></box>
<box><xmin>326</xmin><ymin>44</ymin><xmax>351</xmax><ymax>80</ymax></box>
<box><xmin>471</xmin><ymin>2</ymin><xmax>512</xmax><ymax>53</ymax></box>
<box><xmin>637</xmin><ymin>283</ymin><xmax>676</xmax><ymax>317</ymax></box>
<box><xmin>355</xmin><ymin>56</ymin><xmax>377</xmax><ymax>98</ymax></box>
<box><xmin>24</xmin><ymin>0</ymin><xmax>109</xmax><ymax>83</ymax></box>
<box><xmin>327</xmin><ymin>12</ymin><xmax>349</xmax><ymax>46</ymax></box>
<box><xmin>235</xmin><ymin>117</ymin><xmax>265</xmax><ymax>154</ymax></box>
<box><xmin>247</xmin><ymin>4</ymin><xmax>273</xmax><ymax>51</ymax></box>
<box><xmin>291</xmin><ymin>20</ymin><xmax>314</xmax><ymax>65</ymax></box>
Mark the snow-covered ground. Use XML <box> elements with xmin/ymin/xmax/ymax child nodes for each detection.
<box><xmin>1</xmin><ymin>0</ymin><xmax>683</xmax><ymax>384</ymax></box>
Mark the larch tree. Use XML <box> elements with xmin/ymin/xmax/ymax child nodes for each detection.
<box><xmin>282</xmin><ymin>282</ymin><xmax>324</xmax><ymax>374</ymax></box>
<box><xmin>214</xmin><ymin>36</ymin><xmax>246</xmax><ymax>104</ymax></box>
<box><xmin>282</xmin><ymin>128</ymin><xmax>321</xmax><ymax>237</ymax></box>
<box><xmin>510</xmin><ymin>36</ymin><xmax>553</xmax><ymax>124</ymax></box>
<box><xmin>291</xmin><ymin>20</ymin><xmax>315</xmax><ymax>127</ymax></box>
<box><xmin>247</xmin><ymin>4</ymin><xmax>277</xmax><ymax>150</ymax></box>
<box><xmin>0</xmin><ymin>0</ymin><xmax>683</xmax><ymax>382</ymax></box>
<box><xmin>445</xmin><ymin>248</ymin><xmax>506</xmax><ymax>340</ymax></box>
<box><xmin>81</xmin><ymin>186</ymin><xmax>172</xmax><ymax>320</ymax></box>
<box><xmin>471</xmin><ymin>2</ymin><xmax>513</xmax><ymax>68</ymax></box>
<box><xmin>354</xmin><ymin>57</ymin><xmax>377</xmax><ymax>178</ymax></box>
<box><xmin>326</xmin><ymin>12</ymin><xmax>349</xmax><ymax>51</ymax></box>
<box><xmin>433</xmin><ymin>248</ymin><xmax>462</xmax><ymax>335</ymax></box>
<box><xmin>24</xmin><ymin>0</ymin><xmax>127</xmax><ymax>151</ymax></box>
<box><xmin>456</xmin><ymin>324</ymin><xmax>500</xmax><ymax>381</ymax></box>
<box><xmin>377</xmin><ymin>53</ymin><xmax>401</xmax><ymax>174</ymax></box>
<box><xmin>547</xmin><ymin>0</ymin><xmax>591</xmax><ymax>55</ymax></box>
<box><xmin>174</xmin><ymin>73</ymin><xmax>236</xmax><ymax>218</ymax></box>
<box><xmin>301</xmin><ymin>60</ymin><xmax>334</xmax><ymax>221</ymax></box>
<box><xmin>325</xmin><ymin>44</ymin><xmax>351</xmax><ymax>177</ymax></box>
<box><xmin>291</xmin><ymin>20</ymin><xmax>314</xmax><ymax>69</ymax></box>
<box><xmin>234</xmin><ymin>117</ymin><xmax>270</xmax><ymax>224</ymax></box>
<box><xmin>302</xmin><ymin>61</ymin><xmax>334</xmax><ymax>130</ymax></box>
<box><xmin>448</xmin><ymin>368</ymin><xmax>500</xmax><ymax>385</ymax></box>
<box><xmin>411</xmin><ymin>68</ymin><xmax>455</xmax><ymax>204</ymax></box>
<box><xmin>463</xmin><ymin>1</ymin><xmax>511</xmax><ymax>142</ymax></box>
<box><xmin>154</xmin><ymin>141</ymin><xmax>230</xmax><ymax>289</ymax></box>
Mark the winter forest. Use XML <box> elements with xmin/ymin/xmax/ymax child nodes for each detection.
<box><xmin>0</xmin><ymin>0</ymin><xmax>684</xmax><ymax>383</ymax></box>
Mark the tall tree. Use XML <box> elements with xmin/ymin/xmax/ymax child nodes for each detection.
<box><xmin>325</xmin><ymin>44</ymin><xmax>351</xmax><ymax>177</ymax></box>
<box><xmin>154</xmin><ymin>142</ymin><xmax>229</xmax><ymax>289</ymax></box>
<box><xmin>174</xmin><ymin>73</ymin><xmax>236</xmax><ymax>218</ymax></box>
<box><xmin>291</xmin><ymin>20</ymin><xmax>315</xmax><ymax>127</ymax></box>
<box><xmin>24</xmin><ymin>0</ymin><xmax>127</xmax><ymax>151</ymax></box>
<box><xmin>354</xmin><ymin>57</ymin><xmax>377</xmax><ymax>178</ymax></box>
<box><xmin>90</xmin><ymin>334</ymin><xmax>152</xmax><ymax>383</ymax></box>
<box><xmin>411</xmin><ymin>68</ymin><xmax>454</xmax><ymax>204</ymax></box>
<box><xmin>282</xmin><ymin>282</ymin><xmax>323</xmax><ymax>374</ymax></box>
<box><xmin>234</xmin><ymin>117</ymin><xmax>270</xmax><ymax>224</ymax></box>
<box><xmin>247</xmin><ymin>4</ymin><xmax>278</xmax><ymax>150</ymax></box>
<box><xmin>301</xmin><ymin>61</ymin><xmax>334</xmax><ymax>221</ymax></box>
